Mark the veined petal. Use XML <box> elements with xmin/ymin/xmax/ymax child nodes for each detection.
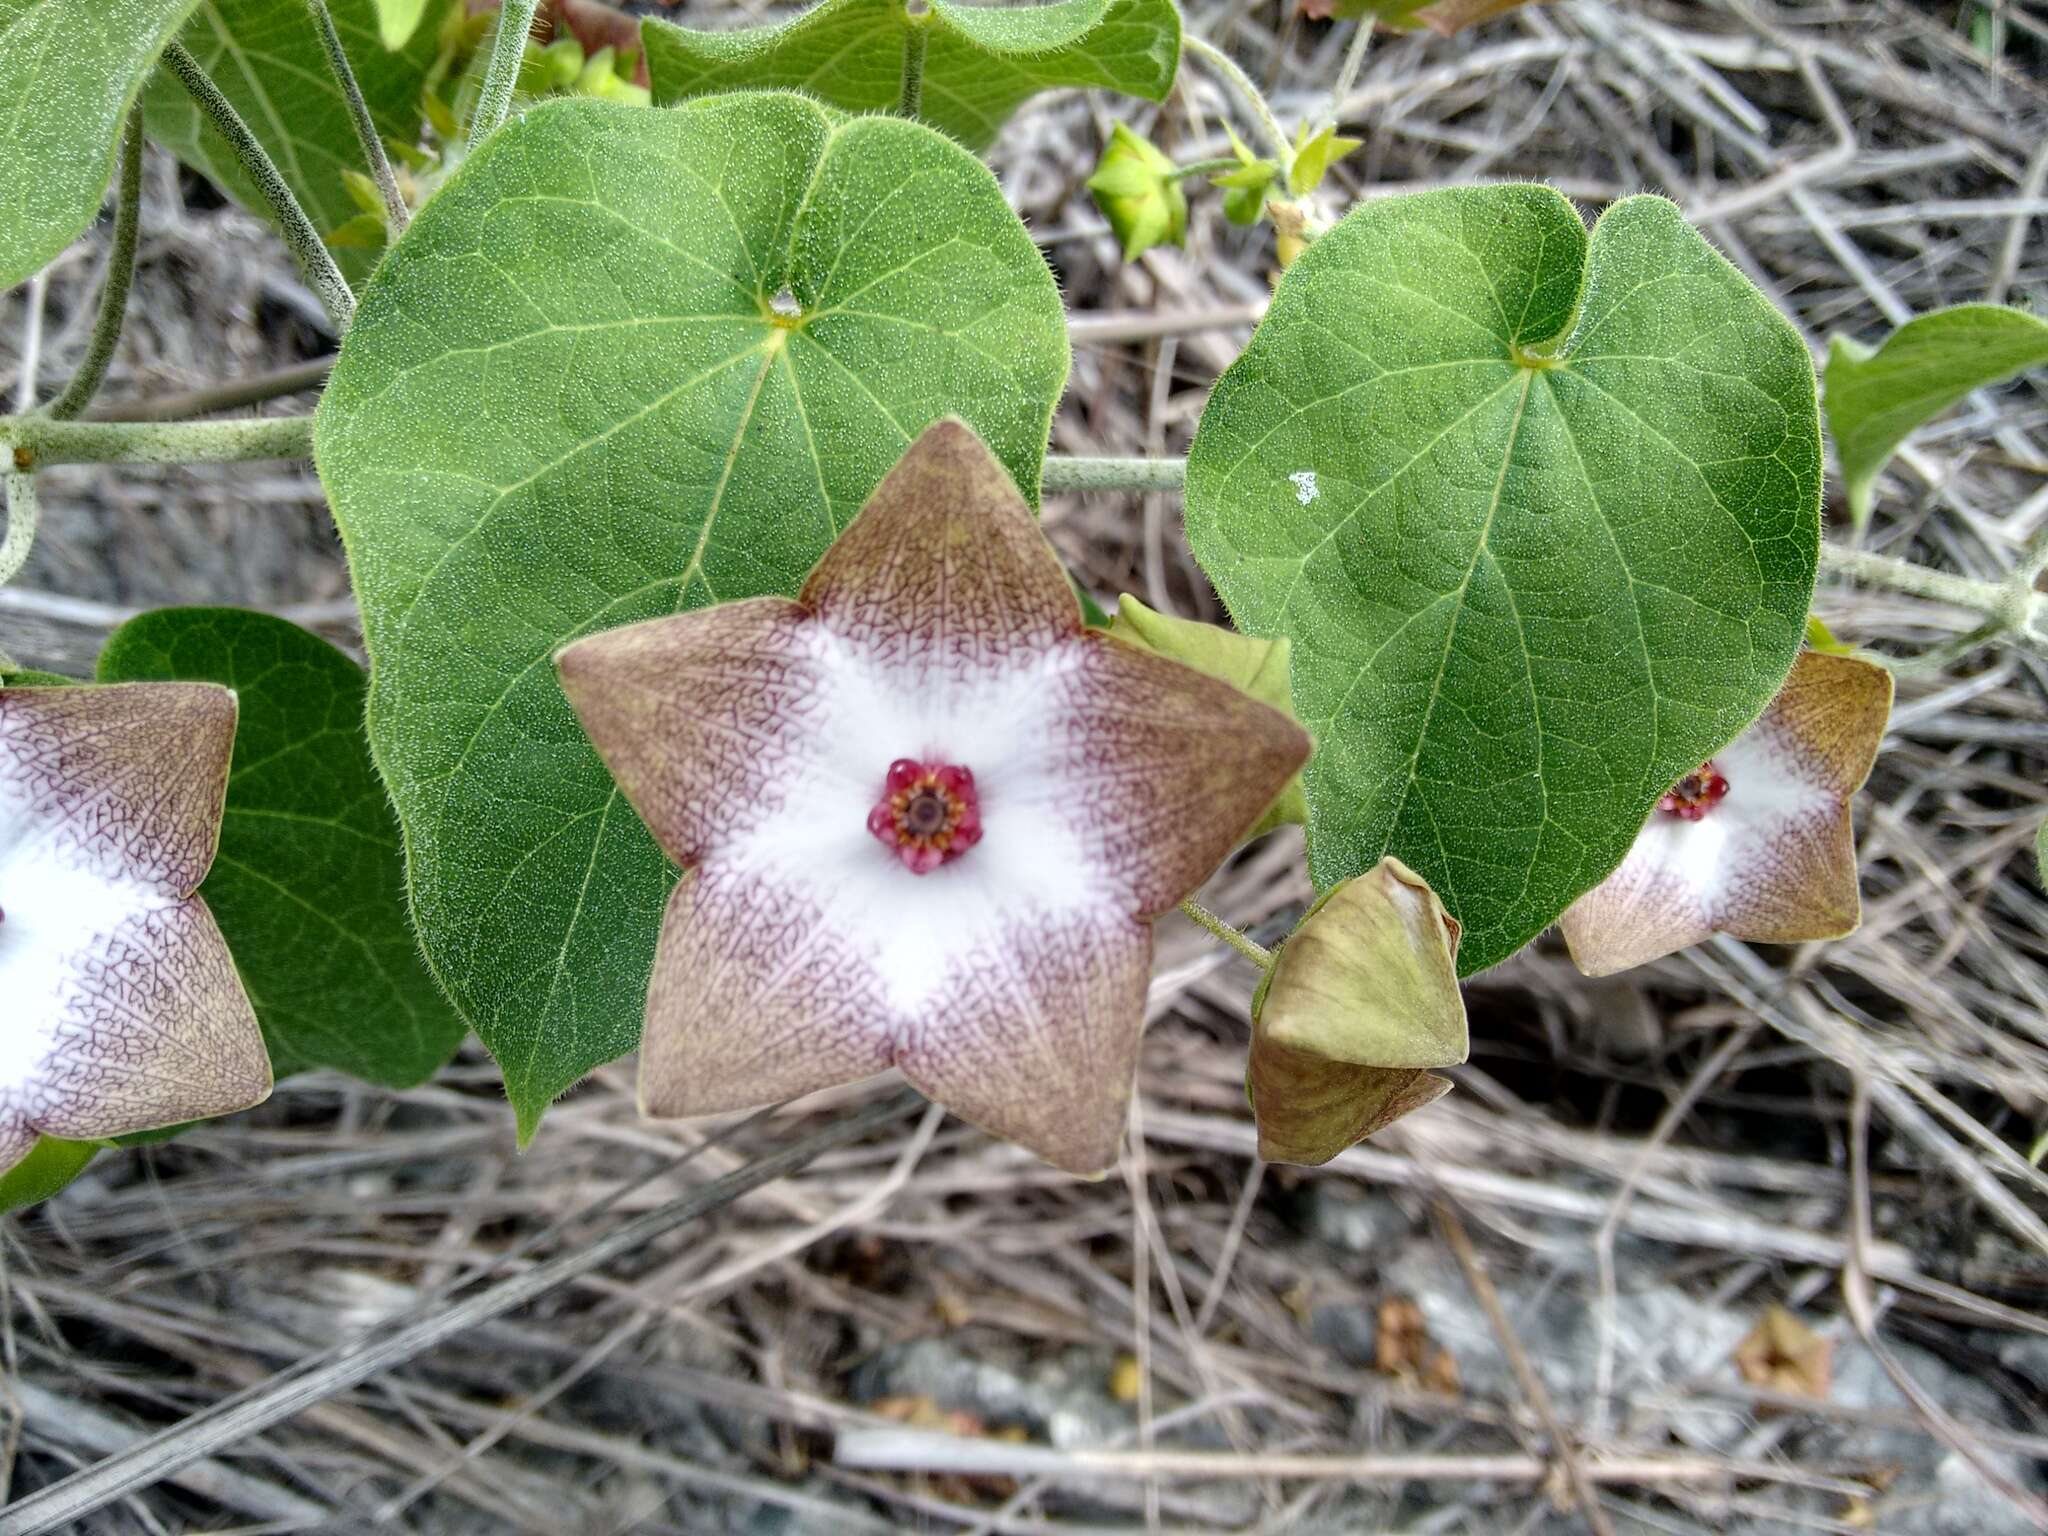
<box><xmin>644</xmin><ymin>862</ymin><xmax>1151</xmax><ymax>1175</ymax></box>
<box><xmin>640</xmin><ymin>865</ymin><xmax>898</xmax><ymax>1118</ymax></box>
<box><xmin>1037</xmin><ymin>638</ymin><xmax>1311</xmax><ymax>916</ymax></box>
<box><xmin>799</xmin><ymin>418</ymin><xmax>1079</xmax><ymax>680</ymax></box>
<box><xmin>1</xmin><ymin>683</ymin><xmax>268</xmax><ymax>1171</ymax></box>
<box><xmin>1560</xmin><ymin>652</ymin><xmax>1891</xmax><ymax>976</ymax></box>
<box><xmin>17</xmin><ymin>896</ymin><xmax>270</xmax><ymax>1142</ymax></box>
<box><xmin>0</xmin><ymin>683</ymin><xmax>235</xmax><ymax>893</ymax></box>
<box><xmin>896</xmin><ymin>908</ymin><xmax>1151</xmax><ymax>1176</ymax></box>
<box><xmin>557</xmin><ymin>598</ymin><xmax>819</xmax><ymax>866</ymax></box>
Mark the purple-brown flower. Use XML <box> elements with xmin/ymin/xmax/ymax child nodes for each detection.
<box><xmin>1559</xmin><ymin>651</ymin><xmax>1892</xmax><ymax>977</ymax></box>
<box><xmin>558</xmin><ymin>421</ymin><xmax>1310</xmax><ymax>1174</ymax></box>
<box><xmin>0</xmin><ymin>683</ymin><xmax>271</xmax><ymax>1174</ymax></box>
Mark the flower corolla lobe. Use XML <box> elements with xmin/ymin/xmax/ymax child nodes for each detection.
<box><xmin>557</xmin><ymin>421</ymin><xmax>1311</xmax><ymax>1173</ymax></box>
<box><xmin>0</xmin><ymin>683</ymin><xmax>271</xmax><ymax>1175</ymax></box>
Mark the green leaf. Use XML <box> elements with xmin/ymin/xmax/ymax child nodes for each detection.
<box><xmin>1823</xmin><ymin>304</ymin><xmax>2048</xmax><ymax>530</ymax></box>
<box><xmin>371</xmin><ymin>0</ymin><xmax>427</xmax><ymax>50</ymax></box>
<box><xmin>0</xmin><ymin>0</ymin><xmax>203</xmax><ymax>287</ymax></box>
<box><xmin>1286</xmin><ymin>123</ymin><xmax>1360</xmax><ymax>199</ymax></box>
<box><xmin>97</xmin><ymin>607</ymin><xmax>466</xmax><ymax>1087</ymax></box>
<box><xmin>642</xmin><ymin>0</ymin><xmax>1180</xmax><ymax>154</ymax></box>
<box><xmin>0</xmin><ymin>1136</ymin><xmax>103</xmax><ymax>1214</ymax></box>
<box><xmin>0</xmin><ymin>669</ymin><xmax>78</xmax><ymax>686</ymax></box>
<box><xmin>140</xmin><ymin>0</ymin><xmax>438</xmax><ymax>282</ymax></box>
<box><xmin>314</xmin><ymin>93</ymin><xmax>1069</xmax><ymax>1139</ymax></box>
<box><xmin>1185</xmin><ymin>186</ymin><xmax>1820</xmax><ymax>973</ymax></box>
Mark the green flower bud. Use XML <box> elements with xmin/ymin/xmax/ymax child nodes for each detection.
<box><xmin>1246</xmin><ymin>858</ymin><xmax>1467</xmax><ymax>1165</ymax></box>
<box><xmin>1086</xmin><ymin>123</ymin><xmax>1188</xmax><ymax>262</ymax></box>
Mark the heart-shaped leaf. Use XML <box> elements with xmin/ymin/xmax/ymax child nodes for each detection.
<box><xmin>315</xmin><ymin>93</ymin><xmax>1070</xmax><ymax>1139</ymax></box>
<box><xmin>642</xmin><ymin>0</ymin><xmax>1180</xmax><ymax>154</ymax></box>
<box><xmin>141</xmin><ymin>0</ymin><xmax>437</xmax><ymax>282</ymax></box>
<box><xmin>98</xmin><ymin>607</ymin><xmax>467</xmax><ymax>1086</ymax></box>
<box><xmin>1824</xmin><ymin>303</ymin><xmax>2048</xmax><ymax>529</ymax></box>
<box><xmin>0</xmin><ymin>0</ymin><xmax>203</xmax><ymax>287</ymax></box>
<box><xmin>1185</xmin><ymin>186</ymin><xmax>1820</xmax><ymax>973</ymax></box>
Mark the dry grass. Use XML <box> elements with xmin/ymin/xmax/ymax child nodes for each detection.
<box><xmin>3</xmin><ymin>1</ymin><xmax>2046</xmax><ymax>1531</ymax></box>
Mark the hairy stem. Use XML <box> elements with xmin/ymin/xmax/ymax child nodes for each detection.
<box><xmin>470</xmin><ymin>0</ymin><xmax>541</xmax><ymax>144</ymax></box>
<box><xmin>1</xmin><ymin>416</ymin><xmax>315</xmax><ymax>467</ymax></box>
<box><xmin>1183</xmin><ymin>34</ymin><xmax>1294</xmax><ymax>171</ymax></box>
<box><xmin>1170</xmin><ymin>156</ymin><xmax>1245</xmax><ymax>181</ymax></box>
<box><xmin>305</xmin><ymin>0</ymin><xmax>409</xmax><ymax>234</ymax></box>
<box><xmin>898</xmin><ymin>11</ymin><xmax>930</xmax><ymax>119</ymax></box>
<box><xmin>43</xmin><ymin>110</ymin><xmax>144</xmax><ymax>422</ymax></box>
<box><xmin>1179</xmin><ymin>898</ymin><xmax>1276</xmax><ymax>971</ymax></box>
<box><xmin>1817</xmin><ymin>542</ymin><xmax>2041</xmax><ymax>631</ymax></box>
<box><xmin>162</xmin><ymin>43</ymin><xmax>355</xmax><ymax>332</ymax></box>
<box><xmin>1041</xmin><ymin>455</ymin><xmax>1188</xmax><ymax>494</ymax></box>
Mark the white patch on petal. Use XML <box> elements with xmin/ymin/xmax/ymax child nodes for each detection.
<box><xmin>1613</xmin><ymin>713</ymin><xmax>1837</xmax><ymax>924</ymax></box>
<box><xmin>720</xmin><ymin>629</ymin><xmax>1117</xmax><ymax>1019</ymax></box>
<box><xmin>0</xmin><ymin>777</ymin><xmax>170</xmax><ymax>1102</ymax></box>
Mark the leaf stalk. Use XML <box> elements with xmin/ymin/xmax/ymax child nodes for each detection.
<box><xmin>42</xmin><ymin>109</ymin><xmax>144</xmax><ymax>422</ymax></box>
<box><xmin>471</xmin><ymin>0</ymin><xmax>542</xmax><ymax>144</ymax></box>
<box><xmin>1179</xmin><ymin>898</ymin><xmax>1276</xmax><ymax>971</ymax></box>
<box><xmin>1182</xmin><ymin>35</ymin><xmax>1294</xmax><ymax>173</ymax></box>
<box><xmin>161</xmin><ymin>42</ymin><xmax>356</xmax><ymax>333</ymax></box>
<box><xmin>305</xmin><ymin>0</ymin><xmax>410</xmax><ymax>234</ymax></box>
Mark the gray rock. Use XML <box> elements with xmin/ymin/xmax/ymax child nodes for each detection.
<box><xmin>1303</xmin><ymin>1187</ymin><xmax>1415</xmax><ymax>1257</ymax></box>
<box><xmin>851</xmin><ymin>1336</ymin><xmax>1130</xmax><ymax>1448</ymax></box>
<box><xmin>1378</xmin><ymin>1247</ymin><xmax>1753</xmax><ymax>1448</ymax></box>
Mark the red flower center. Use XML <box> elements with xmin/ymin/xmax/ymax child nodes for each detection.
<box><xmin>1659</xmin><ymin>761</ymin><xmax>1730</xmax><ymax>822</ymax></box>
<box><xmin>866</xmin><ymin>758</ymin><xmax>983</xmax><ymax>874</ymax></box>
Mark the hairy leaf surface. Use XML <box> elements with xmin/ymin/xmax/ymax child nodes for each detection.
<box><xmin>642</xmin><ymin>0</ymin><xmax>1179</xmax><ymax>152</ymax></box>
<box><xmin>1186</xmin><ymin>186</ymin><xmax>1820</xmax><ymax>973</ymax></box>
<box><xmin>0</xmin><ymin>0</ymin><xmax>202</xmax><ymax>286</ymax></box>
<box><xmin>315</xmin><ymin>94</ymin><xmax>1069</xmax><ymax>1137</ymax></box>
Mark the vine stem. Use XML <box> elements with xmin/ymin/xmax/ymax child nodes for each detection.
<box><xmin>43</xmin><ymin>109</ymin><xmax>144</xmax><ymax>422</ymax></box>
<box><xmin>1</xmin><ymin>417</ymin><xmax>314</xmax><ymax>467</ymax></box>
<box><xmin>162</xmin><ymin>43</ymin><xmax>355</xmax><ymax>333</ymax></box>
<box><xmin>470</xmin><ymin>0</ymin><xmax>541</xmax><ymax>144</ymax></box>
<box><xmin>14</xmin><ymin>430</ymin><xmax>2041</xmax><ymax>643</ymax></box>
<box><xmin>1179</xmin><ymin>898</ymin><xmax>1275</xmax><ymax>971</ymax></box>
<box><xmin>305</xmin><ymin>0</ymin><xmax>409</xmax><ymax>234</ymax></box>
<box><xmin>1042</xmin><ymin>454</ymin><xmax>2047</xmax><ymax>631</ymax></box>
<box><xmin>1182</xmin><ymin>34</ymin><xmax>1294</xmax><ymax>171</ymax></box>
<box><xmin>1170</xmin><ymin>156</ymin><xmax>1244</xmax><ymax>182</ymax></box>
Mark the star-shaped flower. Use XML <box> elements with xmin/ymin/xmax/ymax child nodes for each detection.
<box><xmin>0</xmin><ymin>683</ymin><xmax>272</xmax><ymax>1175</ymax></box>
<box><xmin>1559</xmin><ymin>651</ymin><xmax>1892</xmax><ymax>977</ymax></box>
<box><xmin>558</xmin><ymin>421</ymin><xmax>1311</xmax><ymax>1174</ymax></box>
